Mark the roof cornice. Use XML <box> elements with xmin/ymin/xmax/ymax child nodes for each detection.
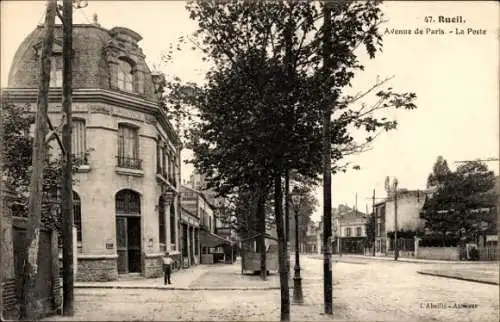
<box><xmin>1</xmin><ymin>87</ymin><xmax>181</xmax><ymax>148</ymax></box>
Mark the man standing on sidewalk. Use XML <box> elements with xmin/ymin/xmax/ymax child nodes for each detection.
<box><xmin>163</xmin><ymin>252</ymin><xmax>173</xmax><ymax>285</ymax></box>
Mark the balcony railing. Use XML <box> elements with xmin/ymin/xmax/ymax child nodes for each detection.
<box><xmin>72</xmin><ymin>153</ymin><xmax>89</xmax><ymax>166</ymax></box>
<box><xmin>116</xmin><ymin>156</ymin><xmax>142</xmax><ymax>170</ymax></box>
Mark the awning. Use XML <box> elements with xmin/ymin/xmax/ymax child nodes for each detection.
<box><xmin>200</xmin><ymin>230</ymin><xmax>232</xmax><ymax>248</ymax></box>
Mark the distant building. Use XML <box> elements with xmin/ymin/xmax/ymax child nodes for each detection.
<box><xmin>181</xmin><ymin>172</ymin><xmax>234</xmax><ymax>264</ymax></box>
<box><xmin>375</xmin><ymin>189</ymin><xmax>427</xmax><ymax>255</ymax></box>
<box><xmin>332</xmin><ymin>207</ymin><xmax>368</xmax><ymax>254</ymax></box>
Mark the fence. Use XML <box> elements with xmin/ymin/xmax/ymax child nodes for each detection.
<box><xmin>478</xmin><ymin>246</ymin><xmax>498</xmax><ymax>261</ymax></box>
<box><xmin>416</xmin><ymin>247</ymin><xmax>460</xmax><ymax>261</ymax></box>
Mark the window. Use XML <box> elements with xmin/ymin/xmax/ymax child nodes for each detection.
<box><xmin>156</xmin><ymin>140</ymin><xmax>164</xmax><ymax>174</ymax></box>
<box><xmin>72</xmin><ymin>119</ymin><xmax>87</xmax><ymax>165</ymax></box>
<box><xmin>170</xmin><ymin>204</ymin><xmax>176</xmax><ymax>244</ymax></box>
<box><xmin>209</xmin><ymin>216</ymin><xmax>212</xmax><ymax>232</ymax></box>
<box><xmin>73</xmin><ymin>191</ymin><xmax>82</xmax><ymax>249</ymax></box>
<box><xmin>194</xmin><ymin>229</ymin><xmax>199</xmax><ymax>255</ymax></box>
<box><xmin>356</xmin><ymin>227</ymin><xmax>362</xmax><ymax>237</ymax></box>
<box><xmin>50</xmin><ymin>56</ymin><xmax>62</xmax><ymax>87</ymax></box>
<box><xmin>345</xmin><ymin>227</ymin><xmax>351</xmax><ymax>237</ymax></box>
<box><xmin>117</xmin><ymin>124</ymin><xmax>141</xmax><ymax>169</ymax></box>
<box><xmin>159</xmin><ymin>196</ymin><xmax>166</xmax><ymax>251</ymax></box>
<box><xmin>117</xmin><ymin>59</ymin><xmax>134</xmax><ymax>92</ymax></box>
<box><xmin>115</xmin><ymin>189</ymin><xmax>141</xmax><ymax>214</ymax></box>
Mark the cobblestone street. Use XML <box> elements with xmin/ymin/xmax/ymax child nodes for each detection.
<box><xmin>43</xmin><ymin>255</ymin><xmax>499</xmax><ymax>321</ymax></box>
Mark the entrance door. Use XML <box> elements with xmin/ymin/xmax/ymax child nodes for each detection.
<box><xmin>115</xmin><ymin>189</ymin><xmax>142</xmax><ymax>274</ymax></box>
<box><xmin>127</xmin><ymin>217</ymin><xmax>141</xmax><ymax>273</ymax></box>
<box><xmin>116</xmin><ymin>216</ymin><xmax>142</xmax><ymax>274</ymax></box>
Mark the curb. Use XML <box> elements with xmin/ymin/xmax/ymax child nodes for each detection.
<box><xmin>417</xmin><ymin>271</ymin><xmax>499</xmax><ymax>286</ymax></box>
<box><xmin>75</xmin><ymin>285</ymin><xmax>294</xmax><ymax>291</ymax></box>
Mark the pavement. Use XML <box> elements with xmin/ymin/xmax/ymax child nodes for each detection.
<box><xmin>307</xmin><ymin>253</ymin><xmax>494</xmax><ymax>265</ymax></box>
<box><xmin>418</xmin><ymin>264</ymin><xmax>499</xmax><ymax>285</ymax></box>
<box><xmin>75</xmin><ymin>260</ymin><xmax>293</xmax><ymax>290</ymax></box>
<box><xmin>305</xmin><ymin>253</ymin><xmax>499</xmax><ymax>285</ymax></box>
<box><xmin>43</xmin><ymin>255</ymin><xmax>498</xmax><ymax>321</ymax></box>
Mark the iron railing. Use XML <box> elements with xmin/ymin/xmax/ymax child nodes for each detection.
<box><xmin>72</xmin><ymin>153</ymin><xmax>89</xmax><ymax>166</ymax></box>
<box><xmin>116</xmin><ymin>155</ymin><xmax>142</xmax><ymax>170</ymax></box>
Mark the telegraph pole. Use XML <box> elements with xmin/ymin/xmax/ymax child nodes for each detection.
<box><xmin>394</xmin><ymin>180</ymin><xmax>399</xmax><ymax>261</ymax></box>
<box><xmin>61</xmin><ymin>0</ymin><xmax>74</xmax><ymax>315</ymax></box>
<box><xmin>372</xmin><ymin>189</ymin><xmax>376</xmax><ymax>256</ymax></box>
<box><xmin>321</xmin><ymin>1</ymin><xmax>333</xmax><ymax>315</ymax></box>
<box><xmin>285</xmin><ymin>172</ymin><xmax>290</xmax><ymax>278</ymax></box>
<box><xmin>21</xmin><ymin>0</ymin><xmax>56</xmax><ymax>319</ymax></box>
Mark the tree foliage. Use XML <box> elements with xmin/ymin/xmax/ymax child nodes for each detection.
<box><xmin>421</xmin><ymin>158</ymin><xmax>497</xmax><ymax>240</ymax></box>
<box><xmin>1</xmin><ymin>100</ymin><xmax>84</xmax><ymax>231</ymax></box>
<box><xmin>160</xmin><ymin>1</ymin><xmax>418</xmax><ymax>319</ymax></box>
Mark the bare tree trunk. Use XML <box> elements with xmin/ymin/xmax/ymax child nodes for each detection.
<box><xmin>274</xmin><ymin>174</ymin><xmax>290</xmax><ymax>321</ymax></box>
<box><xmin>21</xmin><ymin>1</ymin><xmax>56</xmax><ymax>319</ymax></box>
<box><xmin>257</xmin><ymin>188</ymin><xmax>267</xmax><ymax>280</ymax></box>
<box><xmin>321</xmin><ymin>1</ymin><xmax>333</xmax><ymax>315</ymax></box>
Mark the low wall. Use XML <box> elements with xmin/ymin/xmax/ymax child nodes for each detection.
<box><xmin>416</xmin><ymin>247</ymin><xmax>459</xmax><ymax>261</ymax></box>
<box><xmin>143</xmin><ymin>253</ymin><xmax>163</xmax><ymax>278</ymax></box>
<box><xmin>76</xmin><ymin>256</ymin><xmax>118</xmax><ymax>282</ymax></box>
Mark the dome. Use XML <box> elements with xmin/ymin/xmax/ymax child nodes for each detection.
<box><xmin>7</xmin><ymin>23</ymin><xmax>157</xmax><ymax>101</ymax></box>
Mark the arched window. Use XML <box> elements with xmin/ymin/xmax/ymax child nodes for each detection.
<box><xmin>117</xmin><ymin>59</ymin><xmax>134</xmax><ymax>92</ymax></box>
<box><xmin>115</xmin><ymin>189</ymin><xmax>141</xmax><ymax>214</ymax></box>
<box><xmin>73</xmin><ymin>191</ymin><xmax>82</xmax><ymax>247</ymax></box>
<box><xmin>159</xmin><ymin>195</ymin><xmax>166</xmax><ymax>251</ymax></box>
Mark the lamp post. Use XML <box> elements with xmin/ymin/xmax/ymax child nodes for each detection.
<box><xmin>290</xmin><ymin>186</ymin><xmax>304</xmax><ymax>305</ymax></box>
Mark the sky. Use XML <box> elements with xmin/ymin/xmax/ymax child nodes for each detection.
<box><xmin>1</xmin><ymin>1</ymin><xmax>499</xmax><ymax>223</ymax></box>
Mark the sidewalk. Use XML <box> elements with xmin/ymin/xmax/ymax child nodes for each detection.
<box><xmin>307</xmin><ymin>253</ymin><xmax>493</xmax><ymax>265</ymax></box>
<box><xmin>75</xmin><ymin>264</ymin><xmax>209</xmax><ymax>290</ymax></box>
<box><xmin>418</xmin><ymin>264</ymin><xmax>499</xmax><ymax>285</ymax></box>
<box><xmin>75</xmin><ymin>260</ymin><xmax>293</xmax><ymax>291</ymax></box>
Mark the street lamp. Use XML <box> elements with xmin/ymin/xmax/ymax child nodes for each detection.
<box><xmin>290</xmin><ymin>186</ymin><xmax>304</xmax><ymax>305</ymax></box>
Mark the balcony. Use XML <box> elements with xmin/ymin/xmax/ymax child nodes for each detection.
<box><xmin>116</xmin><ymin>156</ymin><xmax>143</xmax><ymax>177</ymax></box>
<box><xmin>72</xmin><ymin>153</ymin><xmax>91</xmax><ymax>173</ymax></box>
<box><xmin>117</xmin><ymin>156</ymin><xmax>142</xmax><ymax>170</ymax></box>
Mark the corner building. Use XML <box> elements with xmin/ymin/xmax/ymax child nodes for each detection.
<box><xmin>4</xmin><ymin>21</ymin><xmax>182</xmax><ymax>281</ymax></box>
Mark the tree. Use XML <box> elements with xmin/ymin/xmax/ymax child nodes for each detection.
<box><xmin>2</xmin><ymin>100</ymin><xmax>87</xmax><ymax>228</ymax></box>
<box><xmin>163</xmin><ymin>1</ymin><xmax>418</xmax><ymax>320</ymax></box>
<box><xmin>2</xmin><ymin>100</ymin><xmax>87</xmax><ymax>318</ymax></box>
<box><xmin>421</xmin><ymin>159</ymin><xmax>497</xmax><ymax>244</ymax></box>
<box><xmin>426</xmin><ymin>155</ymin><xmax>451</xmax><ymax>188</ymax></box>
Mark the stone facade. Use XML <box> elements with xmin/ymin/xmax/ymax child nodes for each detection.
<box><xmin>76</xmin><ymin>257</ymin><xmax>119</xmax><ymax>282</ymax></box>
<box><xmin>4</xmin><ymin>22</ymin><xmax>182</xmax><ymax>281</ymax></box>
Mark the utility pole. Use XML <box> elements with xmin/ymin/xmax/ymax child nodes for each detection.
<box><xmin>321</xmin><ymin>1</ymin><xmax>333</xmax><ymax>315</ymax></box>
<box><xmin>21</xmin><ymin>0</ymin><xmax>56</xmax><ymax>319</ymax></box>
<box><xmin>61</xmin><ymin>0</ymin><xmax>74</xmax><ymax>315</ymax></box>
<box><xmin>394</xmin><ymin>179</ymin><xmax>399</xmax><ymax>261</ymax></box>
<box><xmin>285</xmin><ymin>172</ymin><xmax>290</xmax><ymax>278</ymax></box>
<box><xmin>372</xmin><ymin>189</ymin><xmax>376</xmax><ymax>256</ymax></box>
<box><xmin>355</xmin><ymin>193</ymin><xmax>358</xmax><ymax>212</ymax></box>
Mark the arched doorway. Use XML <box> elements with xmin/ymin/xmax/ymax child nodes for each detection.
<box><xmin>115</xmin><ymin>189</ymin><xmax>141</xmax><ymax>274</ymax></box>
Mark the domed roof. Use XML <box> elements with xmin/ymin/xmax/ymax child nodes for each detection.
<box><xmin>7</xmin><ymin>23</ymin><xmax>157</xmax><ymax>101</ymax></box>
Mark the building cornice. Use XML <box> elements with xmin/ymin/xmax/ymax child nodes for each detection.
<box><xmin>1</xmin><ymin>87</ymin><xmax>181</xmax><ymax>148</ymax></box>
